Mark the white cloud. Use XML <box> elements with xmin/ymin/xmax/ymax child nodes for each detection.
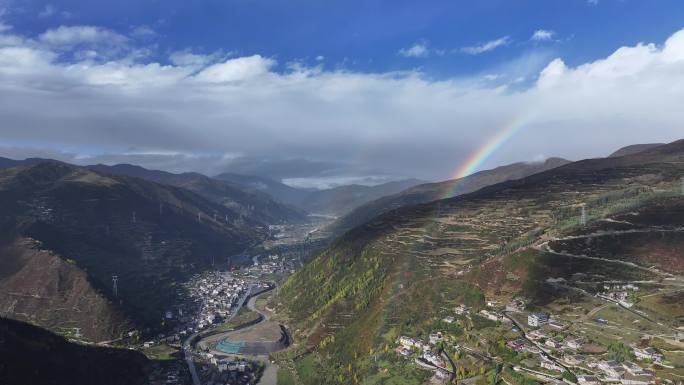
<box><xmin>461</xmin><ymin>36</ymin><xmax>511</xmax><ymax>55</ymax></box>
<box><xmin>0</xmin><ymin>21</ymin><xmax>10</xmax><ymax>33</ymax></box>
<box><xmin>531</xmin><ymin>29</ymin><xmax>555</xmax><ymax>41</ymax></box>
<box><xmin>169</xmin><ymin>51</ymin><xmax>212</xmax><ymax>67</ymax></box>
<box><xmin>0</xmin><ymin>25</ymin><xmax>684</xmax><ymax>180</ymax></box>
<box><xmin>399</xmin><ymin>42</ymin><xmax>429</xmax><ymax>58</ymax></box>
<box><xmin>195</xmin><ymin>55</ymin><xmax>275</xmax><ymax>82</ymax></box>
<box><xmin>587</xmin><ymin>0</ymin><xmax>599</xmax><ymax>5</ymax></box>
<box><xmin>315</xmin><ymin>55</ymin><xmax>324</xmax><ymax>61</ymax></box>
<box><xmin>130</xmin><ymin>25</ymin><xmax>157</xmax><ymax>39</ymax></box>
<box><xmin>39</xmin><ymin>25</ymin><xmax>127</xmax><ymax>47</ymax></box>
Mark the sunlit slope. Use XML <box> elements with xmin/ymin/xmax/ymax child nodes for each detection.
<box><xmin>328</xmin><ymin>157</ymin><xmax>570</xmax><ymax>235</ymax></box>
<box><xmin>277</xmin><ymin>139</ymin><xmax>684</xmax><ymax>384</ymax></box>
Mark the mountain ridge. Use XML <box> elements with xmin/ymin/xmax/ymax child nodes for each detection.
<box><xmin>328</xmin><ymin>157</ymin><xmax>571</xmax><ymax>235</ymax></box>
<box><xmin>0</xmin><ymin>161</ymin><xmax>264</xmax><ymax>340</ymax></box>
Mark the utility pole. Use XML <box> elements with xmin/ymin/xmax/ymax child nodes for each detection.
<box><xmin>112</xmin><ymin>275</ymin><xmax>118</xmax><ymax>297</ymax></box>
<box><xmin>681</xmin><ymin>177</ymin><xmax>684</xmax><ymax>196</ymax></box>
<box><xmin>197</xmin><ymin>211</ymin><xmax>201</xmax><ymax>223</ymax></box>
<box><xmin>132</xmin><ymin>211</ymin><xmax>136</xmax><ymax>223</ymax></box>
<box><xmin>580</xmin><ymin>205</ymin><xmax>587</xmax><ymax>227</ymax></box>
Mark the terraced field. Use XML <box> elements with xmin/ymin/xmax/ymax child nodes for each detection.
<box><xmin>275</xmin><ymin>140</ymin><xmax>684</xmax><ymax>384</ymax></box>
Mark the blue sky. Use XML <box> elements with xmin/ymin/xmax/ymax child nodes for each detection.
<box><xmin>1</xmin><ymin>0</ymin><xmax>684</xmax><ymax>187</ymax></box>
<box><xmin>9</xmin><ymin>0</ymin><xmax>684</xmax><ymax>77</ymax></box>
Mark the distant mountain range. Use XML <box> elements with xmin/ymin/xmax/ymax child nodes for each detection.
<box><xmin>215</xmin><ymin>172</ymin><xmax>425</xmax><ymax>216</ymax></box>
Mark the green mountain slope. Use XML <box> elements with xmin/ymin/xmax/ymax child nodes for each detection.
<box><xmin>0</xmin><ymin>162</ymin><xmax>264</xmax><ymax>340</ymax></box>
<box><xmin>276</xmin><ymin>140</ymin><xmax>684</xmax><ymax>384</ymax></box>
<box><xmin>87</xmin><ymin>163</ymin><xmax>307</xmax><ymax>224</ymax></box>
<box><xmin>328</xmin><ymin>157</ymin><xmax>570</xmax><ymax>235</ymax></box>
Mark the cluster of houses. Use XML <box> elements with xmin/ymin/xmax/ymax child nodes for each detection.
<box><xmin>577</xmin><ymin>359</ymin><xmax>656</xmax><ymax>385</ymax></box>
<box><xmin>248</xmin><ymin>254</ymin><xmax>296</xmax><ymax>276</ymax></box>
<box><xmin>392</xmin><ymin>294</ymin><xmax>673</xmax><ymax>385</ymax></box>
<box><xmin>396</xmin><ymin>334</ymin><xmax>449</xmax><ymax>373</ymax></box>
<box><xmin>185</xmin><ymin>272</ymin><xmax>248</xmax><ymax>330</ymax></box>
<box><xmin>597</xmin><ymin>284</ymin><xmax>639</xmax><ymax>308</ymax></box>
<box><xmin>195</xmin><ymin>353</ymin><xmax>259</xmax><ymax>385</ymax></box>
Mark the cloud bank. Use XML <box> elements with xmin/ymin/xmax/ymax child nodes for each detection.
<box><xmin>0</xmin><ymin>23</ymin><xmax>684</xmax><ymax>184</ymax></box>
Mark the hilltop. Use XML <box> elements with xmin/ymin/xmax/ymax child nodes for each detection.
<box><xmin>608</xmin><ymin>143</ymin><xmax>665</xmax><ymax>158</ymax></box>
<box><xmin>87</xmin><ymin>163</ymin><xmax>307</xmax><ymax>224</ymax></box>
<box><xmin>0</xmin><ymin>162</ymin><xmax>265</xmax><ymax>340</ymax></box>
<box><xmin>329</xmin><ymin>157</ymin><xmax>570</xmax><ymax>235</ymax></box>
<box><xmin>275</xmin><ymin>139</ymin><xmax>684</xmax><ymax>384</ymax></box>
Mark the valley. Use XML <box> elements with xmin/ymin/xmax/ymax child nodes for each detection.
<box><xmin>1</xmin><ymin>142</ymin><xmax>684</xmax><ymax>385</ymax></box>
<box><xmin>2</xmin><ymin>5</ymin><xmax>684</xmax><ymax>385</ymax></box>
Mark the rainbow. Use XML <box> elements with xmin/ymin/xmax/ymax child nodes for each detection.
<box><xmin>440</xmin><ymin>113</ymin><xmax>533</xmax><ymax>199</ymax></box>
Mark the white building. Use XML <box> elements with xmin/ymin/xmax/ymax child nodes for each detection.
<box><xmin>633</xmin><ymin>347</ymin><xmax>662</xmax><ymax>363</ymax></box>
<box><xmin>565</xmin><ymin>337</ymin><xmax>585</xmax><ymax>350</ymax></box>
<box><xmin>528</xmin><ymin>312</ymin><xmax>549</xmax><ymax>327</ymax></box>
<box><xmin>577</xmin><ymin>376</ymin><xmax>601</xmax><ymax>385</ymax></box>
<box><xmin>429</xmin><ymin>332</ymin><xmax>445</xmax><ymax>345</ymax></box>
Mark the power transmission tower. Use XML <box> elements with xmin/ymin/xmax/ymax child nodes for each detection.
<box><xmin>580</xmin><ymin>205</ymin><xmax>587</xmax><ymax>226</ymax></box>
<box><xmin>112</xmin><ymin>275</ymin><xmax>118</xmax><ymax>297</ymax></box>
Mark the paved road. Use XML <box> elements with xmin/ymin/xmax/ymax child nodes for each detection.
<box><xmin>196</xmin><ymin>287</ymin><xmax>282</xmax><ymax>385</ymax></box>
<box><xmin>502</xmin><ymin>312</ymin><xmax>574</xmax><ymax>376</ymax></box>
<box><xmin>183</xmin><ymin>284</ymin><xmax>253</xmax><ymax>385</ymax></box>
<box><xmin>183</xmin><ymin>339</ymin><xmax>201</xmax><ymax>385</ymax></box>
<box><xmin>256</xmin><ymin>357</ymin><xmax>279</xmax><ymax>385</ymax></box>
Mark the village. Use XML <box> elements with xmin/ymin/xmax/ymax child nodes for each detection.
<box><xmin>141</xmin><ymin>249</ymin><xmax>300</xmax><ymax>385</ymax></box>
<box><xmin>394</xmin><ymin>281</ymin><xmax>683</xmax><ymax>385</ymax></box>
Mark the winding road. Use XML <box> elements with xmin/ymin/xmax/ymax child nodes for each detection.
<box><xmin>194</xmin><ymin>285</ymin><xmax>285</xmax><ymax>385</ymax></box>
